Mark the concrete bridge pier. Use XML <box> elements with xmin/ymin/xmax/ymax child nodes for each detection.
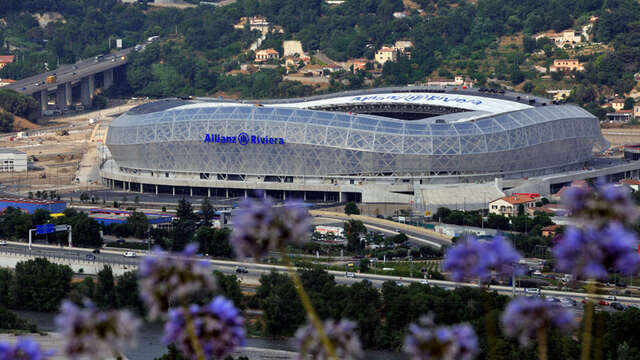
<box><xmin>56</xmin><ymin>82</ymin><xmax>72</xmax><ymax>109</ymax></box>
<box><xmin>103</xmin><ymin>68</ymin><xmax>114</xmax><ymax>90</ymax></box>
<box><xmin>34</xmin><ymin>90</ymin><xmax>47</xmax><ymax>114</ymax></box>
<box><xmin>80</xmin><ymin>75</ymin><xmax>95</xmax><ymax>107</ymax></box>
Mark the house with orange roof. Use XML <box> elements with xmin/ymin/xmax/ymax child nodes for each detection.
<box><xmin>489</xmin><ymin>193</ymin><xmax>541</xmax><ymax>217</ymax></box>
<box><xmin>255</xmin><ymin>48</ymin><xmax>279</xmax><ymax>62</ymax></box>
<box><xmin>0</xmin><ymin>78</ymin><xmax>16</xmax><ymax>87</ymax></box>
<box><xmin>619</xmin><ymin>178</ymin><xmax>640</xmax><ymax>192</ymax></box>
<box><xmin>0</xmin><ymin>55</ymin><xmax>15</xmax><ymax>70</ymax></box>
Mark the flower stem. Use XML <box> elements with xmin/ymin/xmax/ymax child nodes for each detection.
<box><xmin>182</xmin><ymin>303</ymin><xmax>206</xmax><ymax>360</ymax></box>
<box><xmin>580</xmin><ymin>283</ymin><xmax>595</xmax><ymax>360</ymax></box>
<box><xmin>482</xmin><ymin>287</ymin><xmax>497</xmax><ymax>360</ymax></box>
<box><xmin>279</xmin><ymin>245</ymin><xmax>337</xmax><ymax>359</ymax></box>
<box><xmin>537</xmin><ymin>328</ymin><xmax>548</xmax><ymax>360</ymax></box>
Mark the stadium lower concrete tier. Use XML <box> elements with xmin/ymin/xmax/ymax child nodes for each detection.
<box><xmin>100</xmin><ymin>86</ymin><xmax>640</xmax><ymax>210</ymax></box>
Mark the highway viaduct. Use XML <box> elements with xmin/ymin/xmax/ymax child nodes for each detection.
<box><xmin>2</xmin><ymin>48</ymin><xmax>133</xmax><ymax>116</ymax></box>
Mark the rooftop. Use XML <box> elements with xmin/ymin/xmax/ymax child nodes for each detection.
<box><xmin>0</xmin><ymin>55</ymin><xmax>15</xmax><ymax>63</ymax></box>
<box><xmin>0</xmin><ymin>148</ymin><xmax>26</xmax><ymax>155</ymax></box>
<box><xmin>494</xmin><ymin>193</ymin><xmax>540</xmax><ymax>205</ymax></box>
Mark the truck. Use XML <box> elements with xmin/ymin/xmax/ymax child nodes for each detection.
<box><xmin>46</xmin><ymin>75</ymin><xmax>57</xmax><ymax>84</ymax></box>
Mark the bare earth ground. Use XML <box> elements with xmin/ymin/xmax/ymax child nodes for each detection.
<box><xmin>0</xmin><ymin>101</ymin><xmax>144</xmax><ymax>195</ymax></box>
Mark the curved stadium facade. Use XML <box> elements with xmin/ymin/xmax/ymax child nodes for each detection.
<box><xmin>101</xmin><ymin>87</ymin><xmax>618</xmax><ymax>207</ymax></box>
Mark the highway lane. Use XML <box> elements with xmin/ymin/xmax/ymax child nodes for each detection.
<box><xmin>4</xmin><ymin>48</ymin><xmax>133</xmax><ymax>95</ymax></box>
<box><xmin>0</xmin><ymin>241</ymin><xmax>636</xmax><ymax>310</ymax></box>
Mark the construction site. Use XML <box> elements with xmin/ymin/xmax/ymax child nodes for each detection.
<box><xmin>0</xmin><ymin>100</ymin><xmax>146</xmax><ymax>197</ymax></box>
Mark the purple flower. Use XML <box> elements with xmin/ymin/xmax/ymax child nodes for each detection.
<box><xmin>443</xmin><ymin>234</ymin><xmax>521</xmax><ymax>283</ymax></box>
<box><xmin>294</xmin><ymin>319</ymin><xmax>363</xmax><ymax>360</ymax></box>
<box><xmin>55</xmin><ymin>299</ymin><xmax>141</xmax><ymax>359</ymax></box>
<box><xmin>0</xmin><ymin>338</ymin><xmax>54</xmax><ymax>360</ymax></box>
<box><xmin>164</xmin><ymin>296</ymin><xmax>245</xmax><ymax>360</ymax></box>
<box><xmin>139</xmin><ymin>243</ymin><xmax>217</xmax><ymax>320</ymax></box>
<box><xmin>562</xmin><ymin>181</ymin><xmax>637</xmax><ymax>224</ymax></box>
<box><xmin>403</xmin><ymin>315</ymin><xmax>478</xmax><ymax>360</ymax></box>
<box><xmin>553</xmin><ymin>223</ymin><xmax>640</xmax><ymax>280</ymax></box>
<box><xmin>231</xmin><ymin>197</ymin><xmax>311</xmax><ymax>259</ymax></box>
<box><xmin>501</xmin><ymin>297</ymin><xmax>575</xmax><ymax>346</ymax></box>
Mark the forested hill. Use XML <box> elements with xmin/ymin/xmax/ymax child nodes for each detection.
<box><xmin>1</xmin><ymin>0</ymin><xmax>639</xmax><ymax>117</ymax></box>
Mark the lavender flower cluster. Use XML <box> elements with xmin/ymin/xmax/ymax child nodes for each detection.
<box><xmin>443</xmin><ymin>234</ymin><xmax>521</xmax><ymax>283</ymax></box>
<box><xmin>139</xmin><ymin>243</ymin><xmax>217</xmax><ymax>319</ymax></box>
<box><xmin>294</xmin><ymin>319</ymin><xmax>363</xmax><ymax>360</ymax></box>
<box><xmin>231</xmin><ymin>197</ymin><xmax>312</xmax><ymax>259</ymax></box>
<box><xmin>55</xmin><ymin>299</ymin><xmax>141</xmax><ymax>359</ymax></box>
<box><xmin>403</xmin><ymin>315</ymin><xmax>478</xmax><ymax>360</ymax></box>
<box><xmin>164</xmin><ymin>296</ymin><xmax>245</xmax><ymax>360</ymax></box>
<box><xmin>501</xmin><ymin>297</ymin><xmax>575</xmax><ymax>346</ymax></box>
<box><xmin>563</xmin><ymin>181</ymin><xmax>638</xmax><ymax>224</ymax></box>
<box><xmin>554</xmin><ymin>181</ymin><xmax>640</xmax><ymax>279</ymax></box>
<box><xmin>0</xmin><ymin>338</ymin><xmax>54</xmax><ymax>360</ymax></box>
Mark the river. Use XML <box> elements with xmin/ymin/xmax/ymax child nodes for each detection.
<box><xmin>15</xmin><ymin>311</ymin><xmax>406</xmax><ymax>360</ymax></box>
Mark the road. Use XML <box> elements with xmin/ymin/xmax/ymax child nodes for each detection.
<box><xmin>3</xmin><ymin>48</ymin><xmax>133</xmax><ymax>95</ymax></box>
<box><xmin>0</xmin><ymin>241</ymin><xmax>634</xmax><ymax>312</ymax></box>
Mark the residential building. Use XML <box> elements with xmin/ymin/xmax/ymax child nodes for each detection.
<box><xmin>375</xmin><ymin>47</ymin><xmax>397</xmax><ymax>65</ymax></box>
<box><xmin>611</xmin><ymin>98</ymin><xmax>625</xmax><ymax>111</ymax></box>
<box><xmin>0</xmin><ymin>78</ymin><xmax>15</xmax><ymax>87</ymax></box>
<box><xmin>426</xmin><ymin>75</ymin><xmax>474</xmax><ymax>88</ymax></box>
<box><xmin>283</xmin><ymin>40</ymin><xmax>305</xmax><ymax>57</ymax></box>
<box><xmin>394</xmin><ymin>40</ymin><xmax>413</xmax><ymax>51</ymax></box>
<box><xmin>0</xmin><ymin>55</ymin><xmax>15</xmax><ymax>70</ymax></box>
<box><xmin>0</xmin><ymin>149</ymin><xmax>27</xmax><ymax>172</ymax></box>
<box><xmin>606</xmin><ymin>110</ymin><xmax>633</xmax><ymax>122</ymax></box>
<box><xmin>546</xmin><ymin>89</ymin><xmax>572</xmax><ymax>101</ymax></box>
<box><xmin>350</xmin><ymin>58</ymin><xmax>369</xmax><ymax>73</ymax></box>
<box><xmin>526</xmin><ymin>203</ymin><xmax>567</xmax><ymax>217</ymax></box>
<box><xmin>255</xmin><ymin>48</ymin><xmax>279</xmax><ymax>62</ymax></box>
<box><xmin>541</xmin><ymin>225</ymin><xmax>562</xmax><ymax>237</ymax></box>
<box><xmin>551</xmin><ymin>180</ymin><xmax>587</xmax><ymax>202</ymax></box>
<box><xmin>534</xmin><ymin>30</ymin><xmax>582</xmax><ymax>47</ymax></box>
<box><xmin>284</xmin><ymin>56</ymin><xmax>310</xmax><ymax>69</ymax></box>
<box><xmin>549</xmin><ymin>59</ymin><xmax>584</xmax><ymax>72</ymax></box>
<box><xmin>619</xmin><ymin>178</ymin><xmax>640</xmax><ymax>192</ymax></box>
<box><xmin>489</xmin><ymin>193</ymin><xmax>541</xmax><ymax>217</ymax></box>
<box><xmin>393</xmin><ymin>11</ymin><xmax>408</xmax><ymax>18</ymax></box>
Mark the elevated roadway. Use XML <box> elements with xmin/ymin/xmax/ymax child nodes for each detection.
<box><xmin>3</xmin><ymin>47</ymin><xmax>133</xmax><ymax>114</ymax></box>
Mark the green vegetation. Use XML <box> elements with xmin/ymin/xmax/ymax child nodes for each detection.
<box><xmin>0</xmin><ymin>0</ymin><xmax>637</xmax><ymax>118</ymax></box>
<box><xmin>0</xmin><ymin>89</ymin><xmax>40</xmax><ymax>122</ymax></box>
<box><xmin>344</xmin><ymin>201</ymin><xmax>360</xmax><ymax>215</ymax></box>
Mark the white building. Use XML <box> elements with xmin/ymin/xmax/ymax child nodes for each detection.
<box><xmin>489</xmin><ymin>193</ymin><xmax>540</xmax><ymax>217</ymax></box>
<box><xmin>0</xmin><ymin>149</ymin><xmax>27</xmax><ymax>172</ymax></box>
<box><xmin>314</xmin><ymin>225</ymin><xmax>344</xmax><ymax>237</ymax></box>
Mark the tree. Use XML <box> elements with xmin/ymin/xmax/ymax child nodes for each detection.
<box><xmin>213</xmin><ymin>271</ymin><xmax>244</xmax><ymax>309</ymax></box>
<box><xmin>201</xmin><ymin>198</ymin><xmax>215</xmax><ymax>226</ymax></box>
<box><xmin>115</xmin><ymin>271</ymin><xmax>145</xmax><ymax>315</ymax></box>
<box><xmin>126</xmin><ymin>211</ymin><xmax>149</xmax><ymax>239</ymax></box>
<box><xmin>11</xmin><ymin>258</ymin><xmax>72</xmax><ymax>311</ymax></box>
<box><xmin>344</xmin><ymin>219</ymin><xmax>366</xmax><ymax>252</ymax></box>
<box><xmin>624</xmin><ymin>97</ymin><xmax>635</xmax><ymax>110</ymax></box>
<box><xmin>194</xmin><ymin>227</ymin><xmax>233</xmax><ymax>258</ymax></box>
<box><xmin>68</xmin><ymin>277</ymin><xmax>96</xmax><ymax>305</ymax></box>
<box><xmin>0</xmin><ymin>268</ymin><xmax>13</xmax><ymax>307</ymax></box>
<box><xmin>522</xmin><ymin>82</ymin><xmax>534</xmax><ymax>93</ymax></box>
<box><xmin>95</xmin><ymin>266</ymin><xmax>116</xmax><ymax>309</ymax></box>
<box><xmin>344</xmin><ymin>201</ymin><xmax>360</xmax><ymax>215</ymax></box>
<box><xmin>0</xmin><ymin>110</ymin><xmax>14</xmax><ymax>132</ymax></box>
<box><xmin>258</xmin><ymin>271</ymin><xmax>305</xmax><ymax>337</ymax></box>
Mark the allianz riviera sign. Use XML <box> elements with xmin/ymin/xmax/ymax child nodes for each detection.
<box><xmin>203</xmin><ymin>132</ymin><xmax>285</xmax><ymax>145</ymax></box>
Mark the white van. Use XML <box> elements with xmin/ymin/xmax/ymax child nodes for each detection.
<box><xmin>525</xmin><ymin>288</ymin><xmax>541</xmax><ymax>295</ymax></box>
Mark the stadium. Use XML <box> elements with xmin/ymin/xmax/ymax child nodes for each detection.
<box><xmin>100</xmin><ymin>87</ymin><xmax>640</xmax><ymax>210</ymax></box>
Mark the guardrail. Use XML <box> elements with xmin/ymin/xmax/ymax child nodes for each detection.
<box><xmin>0</xmin><ymin>246</ymin><xmax>139</xmax><ymax>267</ymax></box>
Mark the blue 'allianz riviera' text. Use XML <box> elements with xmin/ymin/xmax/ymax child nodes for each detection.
<box><xmin>203</xmin><ymin>133</ymin><xmax>285</xmax><ymax>145</ymax></box>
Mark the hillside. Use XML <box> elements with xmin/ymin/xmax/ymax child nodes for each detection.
<box><xmin>0</xmin><ymin>0</ymin><xmax>639</xmax><ymax>119</ymax></box>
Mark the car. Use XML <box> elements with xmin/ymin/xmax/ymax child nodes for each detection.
<box><xmin>420</xmin><ymin>279</ymin><xmax>430</xmax><ymax>285</ymax></box>
<box><xmin>345</xmin><ymin>272</ymin><xmax>356</xmax><ymax>278</ymax></box>
<box><xmin>533</xmin><ymin>270</ymin><xmax>542</xmax><ymax>276</ymax></box>
<box><xmin>606</xmin><ymin>295</ymin><xmax>617</xmax><ymax>302</ymax></box>
<box><xmin>86</xmin><ymin>254</ymin><xmax>96</xmax><ymax>261</ymax></box>
<box><xmin>395</xmin><ymin>281</ymin><xmax>405</xmax><ymax>286</ymax></box>
<box><xmin>560</xmin><ymin>298</ymin><xmax>576</xmax><ymax>307</ymax></box>
<box><xmin>598</xmin><ymin>300</ymin><xmax>610</xmax><ymax>306</ymax></box>
<box><xmin>123</xmin><ymin>251</ymin><xmax>137</xmax><ymax>258</ymax></box>
<box><xmin>525</xmin><ymin>288</ymin><xmax>541</xmax><ymax>296</ymax></box>
<box><xmin>92</xmin><ymin>248</ymin><xmax>100</xmax><ymax>254</ymax></box>
<box><xmin>611</xmin><ymin>302</ymin><xmax>626</xmax><ymax>311</ymax></box>
<box><xmin>116</xmin><ymin>239</ymin><xmax>125</xmax><ymax>244</ymax></box>
<box><xmin>235</xmin><ymin>266</ymin><xmax>248</xmax><ymax>274</ymax></box>
<box><xmin>545</xmin><ymin>295</ymin><xmax>558</xmax><ymax>302</ymax></box>
<box><xmin>0</xmin><ymin>240</ymin><xmax>6</xmax><ymax>246</ymax></box>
